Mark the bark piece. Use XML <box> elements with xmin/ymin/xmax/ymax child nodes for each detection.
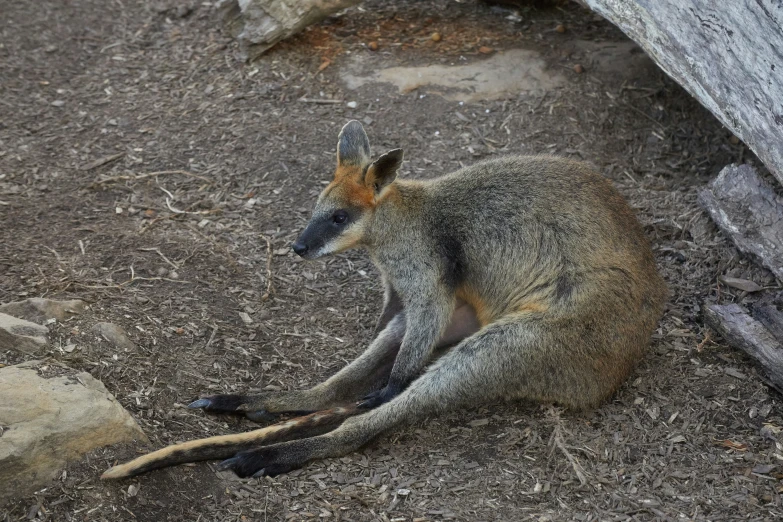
<box><xmin>698</xmin><ymin>164</ymin><xmax>783</xmax><ymax>281</ymax></box>
<box><xmin>0</xmin><ymin>361</ymin><xmax>147</xmax><ymax>504</ymax></box>
<box><xmin>218</xmin><ymin>0</ymin><xmax>362</xmax><ymax>61</ymax></box>
<box><xmin>704</xmin><ymin>304</ymin><xmax>783</xmax><ymax>394</ymax></box>
<box><xmin>752</xmin><ymin>304</ymin><xmax>783</xmax><ymax>346</ymax></box>
<box><xmin>583</xmin><ymin>0</ymin><xmax>783</xmax><ymax>188</ymax></box>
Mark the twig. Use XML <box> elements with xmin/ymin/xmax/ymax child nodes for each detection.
<box><xmin>138</xmin><ymin>247</ymin><xmax>180</xmax><ymax>270</ymax></box>
<box><xmin>205</xmin><ymin>325</ymin><xmax>218</xmax><ymax>351</ymax></box>
<box><xmin>548</xmin><ymin>407</ymin><xmax>589</xmax><ymax>487</ymax></box>
<box><xmin>696</xmin><ymin>330</ymin><xmax>712</xmax><ymax>353</ymax></box>
<box><xmin>164</xmin><ymin>198</ymin><xmax>218</xmax><ymax>216</ymax></box>
<box><xmin>261</xmin><ymin>234</ymin><xmax>273</xmax><ymax>302</ymax></box>
<box><xmin>43</xmin><ymin>246</ymin><xmax>62</xmax><ymax>262</ymax></box>
<box><xmin>298</xmin><ymin>97</ymin><xmax>342</xmax><ymax>104</ymax></box>
<box><xmin>90</xmin><ymin>170</ymin><xmax>212</xmax><ymax>188</ymax></box>
<box><xmin>80</xmin><ymin>152</ymin><xmax>125</xmax><ymax>171</ymax></box>
<box><xmin>183</xmin><ymin>223</ymin><xmax>238</xmax><ymax>268</ymax></box>
<box><xmin>120</xmin><ymin>276</ymin><xmax>191</xmax><ymax>286</ymax></box>
<box><xmin>158</xmin><ymin>186</ymin><xmax>175</xmax><ymax>200</ymax></box>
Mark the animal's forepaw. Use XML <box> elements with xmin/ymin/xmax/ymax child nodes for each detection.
<box><xmin>188</xmin><ymin>395</ymin><xmax>276</xmax><ymax>422</ymax></box>
<box><xmin>188</xmin><ymin>394</ymin><xmax>246</xmax><ymax>412</ymax></box>
<box><xmin>358</xmin><ymin>385</ymin><xmax>399</xmax><ymax>409</ymax></box>
<box><xmin>217</xmin><ymin>446</ymin><xmax>301</xmax><ymax>478</ymax></box>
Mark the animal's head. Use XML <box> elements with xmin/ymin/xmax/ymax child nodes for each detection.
<box><xmin>292</xmin><ymin>121</ymin><xmax>404</xmax><ymax>259</ymax></box>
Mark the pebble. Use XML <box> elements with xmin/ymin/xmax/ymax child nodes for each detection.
<box><xmin>346</xmin><ymin>101</ymin><xmax>358</xmax><ymax>109</ymax></box>
<box><xmin>368</xmin><ymin>41</ymin><xmax>378</xmax><ymax>51</ymax></box>
<box><xmin>574</xmin><ymin>64</ymin><xmax>585</xmax><ymax>74</ymax></box>
<box><xmin>431</xmin><ymin>32</ymin><xmax>441</xmax><ymax>42</ymax></box>
<box><xmin>556</xmin><ymin>24</ymin><xmax>566</xmax><ymax>33</ymax></box>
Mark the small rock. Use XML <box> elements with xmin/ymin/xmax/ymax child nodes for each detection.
<box><xmin>0</xmin><ymin>313</ymin><xmax>49</xmax><ymax>354</ymax></box>
<box><xmin>92</xmin><ymin>322</ymin><xmax>136</xmax><ymax>351</ymax></box>
<box><xmin>729</xmin><ymin>135</ymin><xmax>740</xmax><ymax>145</ymax></box>
<box><xmin>0</xmin><ymin>361</ymin><xmax>147</xmax><ymax>503</ymax></box>
<box><xmin>346</xmin><ymin>101</ymin><xmax>358</xmax><ymax>109</ymax></box>
<box><xmin>368</xmin><ymin>41</ymin><xmax>378</xmax><ymax>51</ymax></box>
<box><xmin>431</xmin><ymin>32</ymin><xmax>442</xmax><ymax>42</ymax></box>
<box><xmin>574</xmin><ymin>64</ymin><xmax>585</xmax><ymax>74</ymax></box>
<box><xmin>0</xmin><ymin>298</ymin><xmax>86</xmax><ymax>324</ymax></box>
<box><xmin>556</xmin><ymin>24</ymin><xmax>566</xmax><ymax>33</ymax></box>
<box><xmin>51</xmin><ymin>100</ymin><xmax>65</xmax><ymax>107</ymax></box>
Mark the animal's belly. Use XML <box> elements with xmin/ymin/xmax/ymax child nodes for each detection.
<box><xmin>438</xmin><ymin>298</ymin><xmax>481</xmax><ymax>347</ymax></box>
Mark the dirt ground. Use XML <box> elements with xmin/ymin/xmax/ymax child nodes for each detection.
<box><xmin>2</xmin><ymin>0</ymin><xmax>782</xmax><ymax>520</ymax></box>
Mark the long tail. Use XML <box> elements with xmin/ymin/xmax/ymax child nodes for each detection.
<box><xmin>101</xmin><ymin>405</ymin><xmax>360</xmax><ymax>480</ymax></box>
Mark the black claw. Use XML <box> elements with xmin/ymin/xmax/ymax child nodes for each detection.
<box><xmin>217</xmin><ymin>456</ymin><xmax>241</xmax><ymax>471</ymax></box>
<box><xmin>188</xmin><ymin>394</ymin><xmax>249</xmax><ymax>413</ymax></box>
<box><xmin>252</xmin><ymin>468</ymin><xmax>266</xmax><ymax>478</ymax></box>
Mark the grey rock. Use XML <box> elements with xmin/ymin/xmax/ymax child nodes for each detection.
<box><xmin>0</xmin><ymin>313</ymin><xmax>48</xmax><ymax>354</ymax></box>
<box><xmin>91</xmin><ymin>322</ymin><xmax>135</xmax><ymax>351</ymax></box>
<box><xmin>0</xmin><ymin>361</ymin><xmax>147</xmax><ymax>504</ymax></box>
<box><xmin>0</xmin><ymin>298</ymin><xmax>86</xmax><ymax>324</ymax></box>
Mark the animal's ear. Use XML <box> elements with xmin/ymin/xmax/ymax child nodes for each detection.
<box><xmin>364</xmin><ymin>149</ymin><xmax>404</xmax><ymax>193</ymax></box>
<box><xmin>337</xmin><ymin>120</ymin><xmax>371</xmax><ymax>168</ymax></box>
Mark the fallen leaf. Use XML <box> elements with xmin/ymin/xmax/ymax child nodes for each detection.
<box><xmin>478</xmin><ymin>46</ymin><xmax>493</xmax><ymax>54</ymax></box>
<box><xmin>717</xmin><ymin>439</ymin><xmax>748</xmax><ymax>451</ymax></box>
<box><xmin>720</xmin><ymin>276</ymin><xmax>763</xmax><ymax>292</ymax></box>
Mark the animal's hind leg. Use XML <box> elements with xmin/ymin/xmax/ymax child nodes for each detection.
<box><xmin>218</xmin><ymin>315</ymin><xmax>605</xmax><ymax>477</ymax></box>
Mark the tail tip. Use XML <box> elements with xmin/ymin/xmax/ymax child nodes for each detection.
<box><xmin>100</xmin><ymin>466</ymin><xmax>127</xmax><ymax>480</ymax></box>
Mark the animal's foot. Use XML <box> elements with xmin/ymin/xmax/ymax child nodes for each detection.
<box><xmin>358</xmin><ymin>385</ymin><xmax>399</xmax><ymax>409</ymax></box>
<box><xmin>188</xmin><ymin>395</ymin><xmax>277</xmax><ymax>422</ymax></box>
<box><xmin>217</xmin><ymin>444</ymin><xmax>305</xmax><ymax>478</ymax></box>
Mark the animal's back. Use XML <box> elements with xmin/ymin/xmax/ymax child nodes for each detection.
<box><xmin>420</xmin><ymin>155</ymin><xmax>667</xmax><ymax>407</ymax></box>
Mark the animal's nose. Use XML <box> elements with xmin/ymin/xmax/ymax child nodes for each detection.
<box><xmin>292</xmin><ymin>241</ymin><xmax>308</xmax><ymax>257</ymax></box>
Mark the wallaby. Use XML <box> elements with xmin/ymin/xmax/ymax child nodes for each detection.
<box><xmin>102</xmin><ymin>121</ymin><xmax>667</xmax><ymax>480</ymax></box>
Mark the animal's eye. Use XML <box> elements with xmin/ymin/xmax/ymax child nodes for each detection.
<box><xmin>332</xmin><ymin>211</ymin><xmax>349</xmax><ymax>225</ymax></box>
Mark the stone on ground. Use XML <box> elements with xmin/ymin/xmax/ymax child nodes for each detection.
<box><xmin>0</xmin><ymin>298</ymin><xmax>86</xmax><ymax>324</ymax></box>
<box><xmin>92</xmin><ymin>322</ymin><xmax>136</xmax><ymax>351</ymax></box>
<box><xmin>0</xmin><ymin>361</ymin><xmax>147</xmax><ymax>503</ymax></box>
<box><xmin>0</xmin><ymin>313</ymin><xmax>49</xmax><ymax>354</ymax></box>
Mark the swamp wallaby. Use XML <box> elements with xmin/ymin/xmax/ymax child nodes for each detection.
<box><xmin>102</xmin><ymin>121</ymin><xmax>667</xmax><ymax>480</ymax></box>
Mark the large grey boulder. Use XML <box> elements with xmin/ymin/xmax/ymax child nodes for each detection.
<box><xmin>0</xmin><ymin>298</ymin><xmax>86</xmax><ymax>324</ymax></box>
<box><xmin>0</xmin><ymin>313</ymin><xmax>49</xmax><ymax>354</ymax></box>
<box><xmin>0</xmin><ymin>361</ymin><xmax>147</xmax><ymax>504</ymax></box>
